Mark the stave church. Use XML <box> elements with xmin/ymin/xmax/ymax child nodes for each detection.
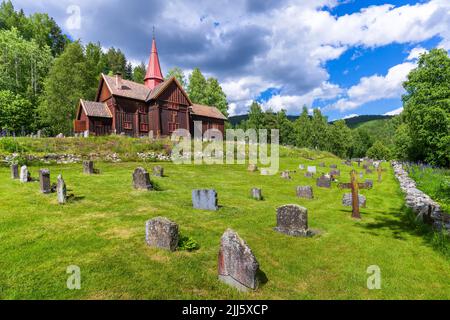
<box><xmin>74</xmin><ymin>36</ymin><xmax>227</xmax><ymax>137</ymax></box>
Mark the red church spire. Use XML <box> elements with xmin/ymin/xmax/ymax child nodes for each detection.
<box><xmin>144</xmin><ymin>30</ymin><xmax>164</xmax><ymax>90</ymax></box>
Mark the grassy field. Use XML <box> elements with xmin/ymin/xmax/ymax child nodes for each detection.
<box><xmin>0</xmin><ymin>155</ymin><xmax>449</xmax><ymax>300</ymax></box>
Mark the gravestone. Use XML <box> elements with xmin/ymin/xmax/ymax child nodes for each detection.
<box><xmin>344</xmin><ymin>160</ymin><xmax>352</xmax><ymax>166</ymax></box>
<box><xmin>274</xmin><ymin>205</ymin><xmax>312</xmax><ymax>237</ymax></box>
<box><xmin>248</xmin><ymin>164</ymin><xmax>258</xmax><ymax>172</ymax></box>
<box><xmin>366</xmin><ymin>169</ymin><xmax>373</xmax><ymax>174</ymax></box>
<box><xmin>281</xmin><ymin>171</ymin><xmax>291</xmax><ymax>180</ymax></box>
<box><xmin>218</xmin><ymin>229</ymin><xmax>260</xmax><ymax>292</ymax></box>
<box><xmin>296</xmin><ymin>186</ymin><xmax>314</xmax><ymax>199</ymax></box>
<box><xmin>365</xmin><ymin>179</ymin><xmax>374</xmax><ymax>189</ymax></box>
<box><xmin>304</xmin><ymin>172</ymin><xmax>313</xmax><ymax>178</ymax></box>
<box><xmin>153</xmin><ymin>166</ymin><xmax>164</xmax><ymax>177</ymax></box>
<box><xmin>330</xmin><ymin>169</ymin><xmax>341</xmax><ymax>177</ymax></box>
<box><xmin>299</xmin><ymin>164</ymin><xmax>305</xmax><ymax>170</ymax></box>
<box><xmin>342</xmin><ymin>193</ymin><xmax>367</xmax><ymax>208</ymax></box>
<box><xmin>10</xmin><ymin>164</ymin><xmax>19</xmax><ymax>179</ymax></box>
<box><xmin>83</xmin><ymin>160</ymin><xmax>94</xmax><ymax>175</ymax></box>
<box><xmin>330</xmin><ymin>164</ymin><xmax>338</xmax><ymax>169</ymax></box>
<box><xmin>145</xmin><ymin>217</ymin><xmax>179</xmax><ymax>252</ymax></box>
<box><xmin>20</xmin><ymin>166</ymin><xmax>30</xmax><ymax>183</ymax></box>
<box><xmin>307</xmin><ymin>166</ymin><xmax>317</xmax><ymax>174</ymax></box>
<box><xmin>359</xmin><ymin>172</ymin><xmax>364</xmax><ymax>179</ymax></box>
<box><xmin>319</xmin><ymin>162</ymin><xmax>326</xmax><ymax>167</ymax></box>
<box><xmin>132</xmin><ymin>167</ymin><xmax>153</xmax><ymax>190</ymax></box>
<box><xmin>192</xmin><ymin>189</ymin><xmax>218</xmax><ymax>211</ymax></box>
<box><xmin>316</xmin><ymin>175</ymin><xmax>331</xmax><ymax>188</ymax></box>
<box><xmin>363</xmin><ymin>164</ymin><xmax>369</xmax><ymax>170</ymax></box>
<box><xmin>260</xmin><ymin>169</ymin><xmax>269</xmax><ymax>176</ymax></box>
<box><xmin>57</xmin><ymin>175</ymin><xmax>67</xmax><ymax>204</ymax></box>
<box><xmin>251</xmin><ymin>188</ymin><xmax>263</xmax><ymax>201</ymax></box>
<box><xmin>39</xmin><ymin>169</ymin><xmax>51</xmax><ymax>194</ymax></box>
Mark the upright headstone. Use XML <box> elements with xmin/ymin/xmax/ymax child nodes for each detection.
<box><xmin>218</xmin><ymin>229</ymin><xmax>260</xmax><ymax>292</ymax></box>
<box><xmin>330</xmin><ymin>164</ymin><xmax>338</xmax><ymax>169</ymax></box>
<box><xmin>192</xmin><ymin>189</ymin><xmax>218</xmax><ymax>211</ymax></box>
<box><xmin>153</xmin><ymin>166</ymin><xmax>164</xmax><ymax>177</ymax></box>
<box><xmin>366</xmin><ymin>169</ymin><xmax>373</xmax><ymax>174</ymax></box>
<box><xmin>10</xmin><ymin>164</ymin><xmax>19</xmax><ymax>179</ymax></box>
<box><xmin>316</xmin><ymin>175</ymin><xmax>331</xmax><ymax>188</ymax></box>
<box><xmin>296</xmin><ymin>186</ymin><xmax>314</xmax><ymax>199</ymax></box>
<box><xmin>359</xmin><ymin>172</ymin><xmax>364</xmax><ymax>179</ymax></box>
<box><xmin>20</xmin><ymin>166</ymin><xmax>29</xmax><ymax>183</ymax></box>
<box><xmin>274</xmin><ymin>205</ymin><xmax>312</xmax><ymax>237</ymax></box>
<box><xmin>39</xmin><ymin>169</ymin><xmax>51</xmax><ymax>194</ymax></box>
<box><xmin>342</xmin><ymin>193</ymin><xmax>366</xmax><ymax>208</ymax></box>
<box><xmin>145</xmin><ymin>217</ymin><xmax>179</xmax><ymax>252</ymax></box>
<box><xmin>330</xmin><ymin>169</ymin><xmax>341</xmax><ymax>177</ymax></box>
<box><xmin>319</xmin><ymin>162</ymin><xmax>326</xmax><ymax>167</ymax></box>
<box><xmin>57</xmin><ymin>175</ymin><xmax>67</xmax><ymax>204</ymax></box>
<box><xmin>307</xmin><ymin>166</ymin><xmax>317</xmax><ymax>174</ymax></box>
<box><xmin>251</xmin><ymin>188</ymin><xmax>263</xmax><ymax>201</ymax></box>
<box><xmin>365</xmin><ymin>179</ymin><xmax>374</xmax><ymax>189</ymax></box>
<box><xmin>304</xmin><ymin>172</ymin><xmax>314</xmax><ymax>178</ymax></box>
<box><xmin>83</xmin><ymin>160</ymin><xmax>94</xmax><ymax>175</ymax></box>
<box><xmin>281</xmin><ymin>171</ymin><xmax>291</xmax><ymax>180</ymax></box>
<box><xmin>132</xmin><ymin>167</ymin><xmax>152</xmax><ymax>190</ymax></box>
<box><xmin>248</xmin><ymin>164</ymin><xmax>258</xmax><ymax>172</ymax></box>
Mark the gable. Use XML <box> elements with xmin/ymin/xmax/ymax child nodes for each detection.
<box><xmin>156</xmin><ymin>80</ymin><xmax>190</xmax><ymax>105</ymax></box>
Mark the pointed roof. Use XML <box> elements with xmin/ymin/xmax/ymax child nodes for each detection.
<box><xmin>144</xmin><ymin>36</ymin><xmax>164</xmax><ymax>89</ymax></box>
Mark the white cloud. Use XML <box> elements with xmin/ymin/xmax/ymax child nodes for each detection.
<box><xmin>384</xmin><ymin>107</ymin><xmax>404</xmax><ymax>116</ymax></box>
<box><xmin>343</xmin><ymin>114</ymin><xmax>359</xmax><ymax>119</ymax></box>
<box><xmin>407</xmin><ymin>47</ymin><xmax>428</xmax><ymax>61</ymax></box>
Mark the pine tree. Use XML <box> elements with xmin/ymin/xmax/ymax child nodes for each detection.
<box><xmin>133</xmin><ymin>62</ymin><xmax>146</xmax><ymax>84</ymax></box>
<box><xmin>205</xmin><ymin>77</ymin><xmax>228</xmax><ymax>116</ymax></box>
<box><xmin>187</xmin><ymin>68</ymin><xmax>207</xmax><ymax>104</ymax></box>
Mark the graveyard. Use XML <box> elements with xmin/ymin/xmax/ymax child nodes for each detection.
<box><xmin>0</xmin><ymin>151</ymin><xmax>449</xmax><ymax>300</ymax></box>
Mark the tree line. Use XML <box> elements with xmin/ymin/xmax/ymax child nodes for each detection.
<box><xmin>0</xmin><ymin>1</ymin><xmax>228</xmax><ymax>136</ymax></box>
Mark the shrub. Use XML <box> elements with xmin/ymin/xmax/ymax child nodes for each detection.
<box><xmin>0</xmin><ymin>138</ymin><xmax>27</xmax><ymax>153</ymax></box>
<box><xmin>178</xmin><ymin>234</ymin><xmax>200</xmax><ymax>251</ymax></box>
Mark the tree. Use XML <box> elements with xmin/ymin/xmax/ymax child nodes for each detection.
<box><xmin>366</xmin><ymin>141</ymin><xmax>392</xmax><ymax>160</ymax></box>
<box><xmin>328</xmin><ymin>120</ymin><xmax>353</xmax><ymax>158</ymax></box>
<box><xmin>0</xmin><ymin>90</ymin><xmax>35</xmax><ymax>133</ymax></box>
<box><xmin>205</xmin><ymin>77</ymin><xmax>228</xmax><ymax>116</ymax></box>
<box><xmin>166</xmin><ymin>67</ymin><xmax>186</xmax><ymax>88</ymax></box>
<box><xmin>350</xmin><ymin>128</ymin><xmax>373</xmax><ymax>158</ymax></box>
<box><xmin>38</xmin><ymin>42</ymin><xmax>88</xmax><ymax>135</ymax></box>
<box><xmin>124</xmin><ymin>62</ymin><xmax>133</xmax><ymax>80</ymax></box>
<box><xmin>187</xmin><ymin>67</ymin><xmax>207</xmax><ymax>104</ymax></box>
<box><xmin>276</xmin><ymin>109</ymin><xmax>295</xmax><ymax>145</ymax></box>
<box><xmin>247</xmin><ymin>101</ymin><xmax>265</xmax><ymax>130</ymax></box>
<box><xmin>133</xmin><ymin>62</ymin><xmax>146</xmax><ymax>84</ymax></box>
<box><xmin>401</xmin><ymin>48</ymin><xmax>450</xmax><ymax>166</ymax></box>
<box><xmin>310</xmin><ymin>109</ymin><xmax>329</xmax><ymax>150</ymax></box>
<box><xmin>84</xmin><ymin>42</ymin><xmax>107</xmax><ymax>100</ymax></box>
<box><xmin>294</xmin><ymin>106</ymin><xmax>312</xmax><ymax>148</ymax></box>
<box><xmin>105</xmin><ymin>47</ymin><xmax>127</xmax><ymax>75</ymax></box>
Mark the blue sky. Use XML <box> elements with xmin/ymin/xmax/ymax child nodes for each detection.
<box><xmin>11</xmin><ymin>0</ymin><xmax>450</xmax><ymax>119</ymax></box>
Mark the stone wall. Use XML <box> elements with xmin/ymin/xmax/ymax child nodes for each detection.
<box><xmin>392</xmin><ymin>161</ymin><xmax>450</xmax><ymax>232</ymax></box>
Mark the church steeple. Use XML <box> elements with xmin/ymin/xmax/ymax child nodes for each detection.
<box><xmin>144</xmin><ymin>31</ymin><xmax>164</xmax><ymax>90</ymax></box>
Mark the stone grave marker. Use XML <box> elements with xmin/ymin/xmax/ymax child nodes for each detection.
<box><xmin>192</xmin><ymin>189</ymin><xmax>218</xmax><ymax>211</ymax></box>
<box><xmin>20</xmin><ymin>166</ymin><xmax>30</xmax><ymax>183</ymax></box>
<box><xmin>281</xmin><ymin>171</ymin><xmax>291</xmax><ymax>180</ymax></box>
<box><xmin>330</xmin><ymin>169</ymin><xmax>341</xmax><ymax>177</ymax></box>
<box><xmin>274</xmin><ymin>204</ymin><xmax>312</xmax><ymax>237</ymax></box>
<box><xmin>307</xmin><ymin>166</ymin><xmax>317</xmax><ymax>174</ymax></box>
<box><xmin>366</xmin><ymin>169</ymin><xmax>373</xmax><ymax>174</ymax></box>
<box><xmin>39</xmin><ymin>169</ymin><xmax>51</xmax><ymax>194</ymax></box>
<box><xmin>251</xmin><ymin>188</ymin><xmax>263</xmax><ymax>201</ymax></box>
<box><xmin>342</xmin><ymin>193</ymin><xmax>367</xmax><ymax>208</ymax></box>
<box><xmin>218</xmin><ymin>229</ymin><xmax>260</xmax><ymax>292</ymax></box>
<box><xmin>132</xmin><ymin>167</ymin><xmax>153</xmax><ymax>190</ymax></box>
<box><xmin>153</xmin><ymin>166</ymin><xmax>164</xmax><ymax>177</ymax></box>
<box><xmin>304</xmin><ymin>172</ymin><xmax>313</xmax><ymax>178</ymax></box>
<box><xmin>319</xmin><ymin>162</ymin><xmax>326</xmax><ymax>167</ymax></box>
<box><xmin>83</xmin><ymin>161</ymin><xmax>95</xmax><ymax>175</ymax></box>
<box><xmin>299</xmin><ymin>164</ymin><xmax>305</xmax><ymax>170</ymax></box>
<box><xmin>10</xmin><ymin>164</ymin><xmax>19</xmax><ymax>179</ymax></box>
<box><xmin>359</xmin><ymin>172</ymin><xmax>364</xmax><ymax>179</ymax></box>
<box><xmin>248</xmin><ymin>164</ymin><xmax>258</xmax><ymax>172</ymax></box>
<box><xmin>316</xmin><ymin>175</ymin><xmax>331</xmax><ymax>188</ymax></box>
<box><xmin>260</xmin><ymin>168</ymin><xmax>269</xmax><ymax>176</ymax></box>
<box><xmin>365</xmin><ymin>179</ymin><xmax>374</xmax><ymax>189</ymax></box>
<box><xmin>145</xmin><ymin>217</ymin><xmax>179</xmax><ymax>252</ymax></box>
<box><xmin>57</xmin><ymin>175</ymin><xmax>67</xmax><ymax>204</ymax></box>
<box><xmin>296</xmin><ymin>186</ymin><xmax>314</xmax><ymax>199</ymax></box>
<box><xmin>330</xmin><ymin>164</ymin><xmax>338</xmax><ymax>169</ymax></box>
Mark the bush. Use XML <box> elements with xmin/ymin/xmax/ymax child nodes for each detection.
<box><xmin>0</xmin><ymin>138</ymin><xmax>27</xmax><ymax>153</ymax></box>
<box><xmin>178</xmin><ymin>234</ymin><xmax>200</xmax><ymax>251</ymax></box>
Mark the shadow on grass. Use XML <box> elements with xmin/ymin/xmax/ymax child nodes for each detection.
<box><xmin>257</xmin><ymin>269</ymin><xmax>269</xmax><ymax>287</ymax></box>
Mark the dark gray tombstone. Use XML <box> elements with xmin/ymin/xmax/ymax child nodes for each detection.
<box><xmin>39</xmin><ymin>169</ymin><xmax>51</xmax><ymax>194</ymax></box>
<box><xmin>251</xmin><ymin>188</ymin><xmax>263</xmax><ymax>201</ymax></box>
<box><xmin>132</xmin><ymin>167</ymin><xmax>153</xmax><ymax>190</ymax></box>
<box><xmin>319</xmin><ymin>162</ymin><xmax>326</xmax><ymax>167</ymax></box>
<box><xmin>83</xmin><ymin>161</ymin><xmax>94</xmax><ymax>175</ymax></box>
<box><xmin>218</xmin><ymin>229</ymin><xmax>260</xmax><ymax>292</ymax></box>
<box><xmin>365</xmin><ymin>179</ymin><xmax>374</xmax><ymax>189</ymax></box>
<box><xmin>330</xmin><ymin>164</ymin><xmax>338</xmax><ymax>169</ymax></box>
<box><xmin>296</xmin><ymin>186</ymin><xmax>314</xmax><ymax>199</ymax></box>
<box><xmin>192</xmin><ymin>189</ymin><xmax>218</xmax><ymax>211</ymax></box>
<box><xmin>366</xmin><ymin>169</ymin><xmax>373</xmax><ymax>174</ymax></box>
<box><xmin>304</xmin><ymin>172</ymin><xmax>314</xmax><ymax>178</ymax></box>
<box><xmin>57</xmin><ymin>175</ymin><xmax>67</xmax><ymax>204</ymax></box>
<box><xmin>330</xmin><ymin>169</ymin><xmax>341</xmax><ymax>177</ymax></box>
<box><xmin>145</xmin><ymin>217</ymin><xmax>179</xmax><ymax>252</ymax></box>
<box><xmin>274</xmin><ymin>205</ymin><xmax>312</xmax><ymax>237</ymax></box>
<box><xmin>153</xmin><ymin>166</ymin><xmax>164</xmax><ymax>177</ymax></box>
<box><xmin>316</xmin><ymin>175</ymin><xmax>331</xmax><ymax>188</ymax></box>
<box><xmin>342</xmin><ymin>193</ymin><xmax>367</xmax><ymax>208</ymax></box>
<box><xmin>10</xmin><ymin>164</ymin><xmax>19</xmax><ymax>179</ymax></box>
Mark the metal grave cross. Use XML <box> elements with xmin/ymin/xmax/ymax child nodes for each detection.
<box><xmin>338</xmin><ymin>170</ymin><xmax>371</xmax><ymax>219</ymax></box>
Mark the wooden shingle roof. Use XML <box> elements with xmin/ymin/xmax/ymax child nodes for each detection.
<box><xmin>190</xmin><ymin>104</ymin><xmax>227</xmax><ymax>120</ymax></box>
<box><xmin>102</xmin><ymin>74</ymin><xmax>151</xmax><ymax>101</ymax></box>
<box><xmin>80</xmin><ymin>100</ymin><xmax>112</xmax><ymax>118</ymax></box>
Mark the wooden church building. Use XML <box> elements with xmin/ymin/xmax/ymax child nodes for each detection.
<box><xmin>74</xmin><ymin>37</ymin><xmax>227</xmax><ymax>137</ymax></box>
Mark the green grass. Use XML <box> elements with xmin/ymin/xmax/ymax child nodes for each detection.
<box><xmin>0</xmin><ymin>156</ymin><xmax>449</xmax><ymax>300</ymax></box>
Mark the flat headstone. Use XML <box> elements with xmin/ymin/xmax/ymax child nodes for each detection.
<box><xmin>330</xmin><ymin>169</ymin><xmax>341</xmax><ymax>177</ymax></box>
<box><xmin>10</xmin><ymin>164</ymin><xmax>19</xmax><ymax>179</ymax></box>
<box><xmin>132</xmin><ymin>167</ymin><xmax>152</xmax><ymax>190</ymax></box>
<box><xmin>83</xmin><ymin>161</ymin><xmax>94</xmax><ymax>175</ymax></box>
<box><xmin>342</xmin><ymin>193</ymin><xmax>367</xmax><ymax>208</ymax></box>
<box><xmin>57</xmin><ymin>175</ymin><xmax>67</xmax><ymax>204</ymax></box>
<box><xmin>304</xmin><ymin>172</ymin><xmax>314</xmax><ymax>178</ymax></box>
<box><xmin>39</xmin><ymin>169</ymin><xmax>51</xmax><ymax>194</ymax></box>
<box><xmin>251</xmin><ymin>188</ymin><xmax>263</xmax><ymax>201</ymax></box>
<box><xmin>218</xmin><ymin>229</ymin><xmax>260</xmax><ymax>292</ymax></box>
<box><xmin>192</xmin><ymin>189</ymin><xmax>218</xmax><ymax>211</ymax></box>
<box><xmin>281</xmin><ymin>171</ymin><xmax>291</xmax><ymax>180</ymax></box>
<box><xmin>307</xmin><ymin>166</ymin><xmax>317</xmax><ymax>174</ymax></box>
<box><xmin>316</xmin><ymin>175</ymin><xmax>331</xmax><ymax>188</ymax></box>
<box><xmin>296</xmin><ymin>186</ymin><xmax>314</xmax><ymax>199</ymax></box>
<box><xmin>366</xmin><ymin>169</ymin><xmax>373</xmax><ymax>174</ymax></box>
<box><xmin>248</xmin><ymin>164</ymin><xmax>258</xmax><ymax>172</ymax></box>
<box><xmin>153</xmin><ymin>166</ymin><xmax>164</xmax><ymax>177</ymax></box>
<box><xmin>365</xmin><ymin>179</ymin><xmax>374</xmax><ymax>189</ymax></box>
<box><xmin>274</xmin><ymin>205</ymin><xmax>312</xmax><ymax>237</ymax></box>
<box><xmin>319</xmin><ymin>162</ymin><xmax>326</xmax><ymax>167</ymax></box>
<box><xmin>145</xmin><ymin>217</ymin><xmax>179</xmax><ymax>252</ymax></box>
<box><xmin>20</xmin><ymin>166</ymin><xmax>29</xmax><ymax>183</ymax></box>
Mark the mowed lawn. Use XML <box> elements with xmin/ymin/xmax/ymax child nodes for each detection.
<box><xmin>0</xmin><ymin>157</ymin><xmax>449</xmax><ymax>300</ymax></box>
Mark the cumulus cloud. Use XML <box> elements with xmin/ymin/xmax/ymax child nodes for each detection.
<box><xmin>10</xmin><ymin>0</ymin><xmax>450</xmax><ymax>115</ymax></box>
<box><xmin>384</xmin><ymin>107</ymin><xmax>404</xmax><ymax>116</ymax></box>
<box><xmin>407</xmin><ymin>47</ymin><xmax>428</xmax><ymax>60</ymax></box>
